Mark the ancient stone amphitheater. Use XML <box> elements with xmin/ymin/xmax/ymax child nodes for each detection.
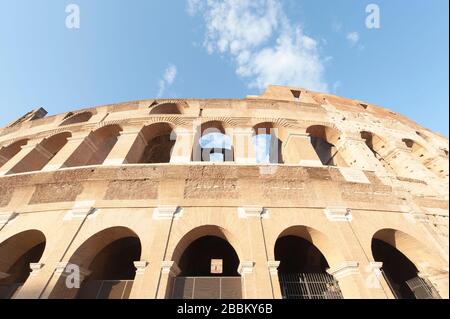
<box><xmin>0</xmin><ymin>85</ymin><xmax>448</xmax><ymax>299</ymax></box>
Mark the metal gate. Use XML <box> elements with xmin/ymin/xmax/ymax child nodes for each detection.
<box><xmin>406</xmin><ymin>277</ymin><xmax>441</xmax><ymax>299</ymax></box>
<box><xmin>278</xmin><ymin>273</ymin><xmax>343</xmax><ymax>299</ymax></box>
<box><xmin>171</xmin><ymin>277</ymin><xmax>242</xmax><ymax>299</ymax></box>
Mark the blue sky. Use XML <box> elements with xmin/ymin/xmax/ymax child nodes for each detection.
<box><xmin>0</xmin><ymin>0</ymin><xmax>448</xmax><ymax>136</ymax></box>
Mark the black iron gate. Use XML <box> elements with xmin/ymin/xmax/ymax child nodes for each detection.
<box><xmin>406</xmin><ymin>277</ymin><xmax>441</xmax><ymax>299</ymax></box>
<box><xmin>278</xmin><ymin>273</ymin><xmax>343</xmax><ymax>299</ymax></box>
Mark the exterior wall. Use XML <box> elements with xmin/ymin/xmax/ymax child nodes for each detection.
<box><xmin>0</xmin><ymin>85</ymin><xmax>448</xmax><ymax>299</ymax></box>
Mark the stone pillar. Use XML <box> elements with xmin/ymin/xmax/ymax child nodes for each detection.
<box><xmin>128</xmin><ymin>260</ymin><xmax>149</xmax><ymax>299</ymax></box>
<box><xmin>364</xmin><ymin>261</ymin><xmax>395</xmax><ymax>299</ymax></box>
<box><xmin>232</xmin><ymin>128</ymin><xmax>256</xmax><ymax>164</ymax></box>
<box><xmin>157</xmin><ymin>261</ymin><xmax>181</xmax><ymax>299</ymax></box>
<box><xmin>327</xmin><ymin>261</ymin><xmax>365</xmax><ymax>299</ymax></box>
<box><xmin>335</xmin><ymin>136</ymin><xmax>382</xmax><ymax>171</ymax></box>
<box><xmin>135</xmin><ymin>206</ymin><xmax>182</xmax><ymax>299</ymax></box>
<box><xmin>267</xmin><ymin>260</ymin><xmax>282</xmax><ymax>299</ymax></box>
<box><xmin>103</xmin><ymin>128</ymin><xmax>146</xmax><ymax>165</ymax></box>
<box><xmin>0</xmin><ymin>139</ymin><xmax>42</xmax><ymax>175</ymax></box>
<box><xmin>238</xmin><ymin>261</ymin><xmax>256</xmax><ymax>299</ymax></box>
<box><xmin>41</xmin><ymin>133</ymin><xmax>91</xmax><ymax>171</ymax></box>
<box><xmin>237</xmin><ymin>206</ymin><xmax>273</xmax><ymax>299</ymax></box>
<box><xmin>170</xmin><ymin>129</ymin><xmax>195</xmax><ymax>163</ymax></box>
<box><xmin>283</xmin><ymin>133</ymin><xmax>322</xmax><ymax>166</ymax></box>
<box><xmin>379</xmin><ymin>143</ymin><xmax>446</xmax><ymax>193</ymax></box>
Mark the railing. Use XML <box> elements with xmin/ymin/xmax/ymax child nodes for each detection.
<box><xmin>171</xmin><ymin>277</ymin><xmax>242</xmax><ymax>299</ymax></box>
<box><xmin>76</xmin><ymin>280</ymin><xmax>134</xmax><ymax>299</ymax></box>
<box><xmin>0</xmin><ymin>283</ymin><xmax>23</xmax><ymax>299</ymax></box>
<box><xmin>278</xmin><ymin>273</ymin><xmax>343</xmax><ymax>299</ymax></box>
<box><xmin>381</xmin><ymin>270</ymin><xmax>441</xmax><ymax>299</ymax></box>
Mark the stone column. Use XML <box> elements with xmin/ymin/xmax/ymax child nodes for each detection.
<box><xmin>170</xmin><ymin>129</ymin><xmax>195</xmax><ymax>163</ymax></box>
<box><xmin>379</xmin><ymin>142</ymin><xmax>446</xmax><ymax>193</ymax></box>
<box><xmin>327</xmin><ymin>261</ymin><xmax>365</xmax><ymax>299</ymax></box>
<box><xmin>41</xmin><ymin>132</ymin><xmax>98</xmax><ymax>171</ymax></box>
<box><xmin>364</xmin><ymin>261</ymin><xmax>395</xmax><ymax>299</ymax></box>
<box><xmin>283</xmin><ymin>133</ymin><xmax>322</xmax><ymax>166</ymax></box>
<box><xmin>237</xmin><ymin>206</ymin><xmax>274</xmax><ymax>299</ymax></box>
<box><xmin>238</xmin><ymin>261</ymin><xmax>256</xmax><ymax>299</ymax></box>
<box><xmin>334</xmin><ymin>135</ymin><xmax>382</xmax><ymax>171</ymax></box>
<box><xmin>128</xmin><ymin>260</ymin><xmax>149</xmax><ymax>299</ymax></box>
<box><xmin>232</xmin><ymin>128</ymin><xmax>256</xmax><ymax>164</ymax></box>
<box><xmin>135</xmin><ymin>206</ymin><xmax>182</xmax><ymax>299</ymax></box>
<box><xmin>156</xmin><ymin>261</ymin><xmax>181</xmax><ymax>299</ymax></box>
<box><xmin>103</xmin><ymin>128</ymin><xmax>146</xmax><ymax>165</ymax></box>
<box><xmin>0</xmin><ymin>139</ymin><xmax>43</xmax><ymax>176</ymax></box>
<box><xmin>267</xmin><ymin>260</ymin><xmax>282</xmax><ymax>299</ymax></box>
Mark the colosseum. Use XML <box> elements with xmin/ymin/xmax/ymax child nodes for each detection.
<box><xmin>0</xmin><ymin>85</ymin><xmax>448</xmax><ymax>300</ymax></box>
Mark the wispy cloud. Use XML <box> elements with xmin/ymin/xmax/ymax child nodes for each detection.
<box><xmin>157</xmin><ymin>64</ymin><xmax>177</xmax><ymax>98</ymax></box>
<box><xmin>188</xmin><ymin>0</ymin><xmax>328</xmax><ymax>92</ymax></box>
<box><xmin>346</xmin><ymin>31</ymin><xmax>360</xmax><ymax>46</ymax></box>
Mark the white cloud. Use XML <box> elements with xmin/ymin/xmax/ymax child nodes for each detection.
<box><xmin>346</xmin><ymin>31</ymin><xmax>360</xmax><ymax>46</ymax></box>
<box><xmin>157</xmin><ymin>64</ymin><xmax>177</xmax><ymax>98</ymax></box>
<box><xmin>188</xmin><ymin>0</ymin><xmax>328</xmax><ymax>92</ymax></box>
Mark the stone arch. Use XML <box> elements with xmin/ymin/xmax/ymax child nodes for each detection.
<box><xmin>276</xmin><ymin>225</ymin><xmax>344</xmax><ymax>269</ymax></box>
<box><xmin>192</xmin><ymin>121</ymin><xmax>234</xmax><ymax>162</ymax></box>
<box><xmin>306</xmin><ymin>125</ymin><xmax>346</xmax><ymax>167</ymax></box>
<box><xmin>7</xmin><ymin>132</ymin><xmax>72</xmax><ymax>175</ymax></box>
<box><xmin>0</xmin><ymin>139</ymin><xmax>29</xmax><ymax>168</ymax></box>
<box><xmin>167</xmin><ymin>225</ymin><xmax>242</xmax><ymax>299</ymax></box>
<box><xmin>49</xmin><ymin>226</ymin><xmax>141</xmax><ymax>299</ymax></box>
<box><xmin>371</xmin><ymin>228</ymin><xmax>446</xmax><ymax>299</ymax></box>
<box><xmin>65</xmin><ymin>124</ymin><xmax>123</xmax><ymax>168</ymax></box>
<box><xmin>274</xmin><ymin>225</ymin><xmax>345</xmax><ymax>299</ymax></box>
<box><xmin>360</xmin><ymin>131</ymin><xmax>395</xmax><ymax>173</ymax></box>
<box><xmin>0</xmin><ymin>230</ymin><xmax>46</xmax><ymax>299</ymax></box>
<box><xmin>60</xmin><ymin>111</ymin><xmax>94</xmax><ymax>126</ymax></box>
<box><xmin>252</xmin><ymin>122</ymin><xmax>285</xmax><ymax>164</ymax></box>
<box><xmin>127</xmin><ymin>122</ymin><xmax>177</xmax><ymax>164</ymax></box>
<box><xmin>150</xmin><ymin>102</ymin><xmax>184</xmax><ymax>115</ymax></box>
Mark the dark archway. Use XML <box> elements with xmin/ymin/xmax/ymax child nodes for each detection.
<box><xmin>306</xmin><ymin>125</ymin><xmax>346</xmax><ymax>167</ymax></box>
<box><xmin>49</xmin><ymin>227</ymin><xmax>141</xmax><ymax>299</ymax></box>
<box><xmin>169</xmin><ymin>235</ymin><xmax>242</xmax><ymax>299</ymax></box>
<box><xmin>0</xmin><ymin>230</ymin><xmax>46</xmax><ymax>299</ymax></box>
<box><xmin>274</xmin><ymin>235</ymin><xmax>343</xmax><ymax>299</ymax></box>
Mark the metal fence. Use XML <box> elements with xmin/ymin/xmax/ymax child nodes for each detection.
<box><xmin>278</xmin><ymin>273</ymin><xmax>343</xmax><ymax>299</ymax></box>
<box><xmin>171</xmin><ymin>277</ymin><xmax>242</xmax><ymax>299</ymax></box>
<box><xmin>406</xmin><ymin>277</ymin><xmax>441</xmax><ymax>299</ymax></box>
<box><xmin>76</xmin><ymin>280</ymin><xmax>134</xmax><ymax>299</ymax></box>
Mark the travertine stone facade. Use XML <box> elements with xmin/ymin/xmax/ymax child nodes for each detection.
<box><xmin>0</xmin><ymin>85</ymin><xmax>448</xmax><ymax>299</ymax></box>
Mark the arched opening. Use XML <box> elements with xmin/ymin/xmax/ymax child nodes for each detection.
<box><xmin>306</xmin><ymin>125</ymin><xmax>346</xmax><ymax>167</ymax></box>
<box><xmin>7</xmin><ymin>132</ymin><xmax>71</xmax><ymax>175</ymax></box>
<box><xmin>60</xmin><ymin>111</ymin><xmax>93</xmax><ymax>126</ymax></box>
<box><xmin>0</xmin><ymin>139</ymin><xmax>29</xmax><ymax>168</ymax></box>
<box><xmin>127</xmin><ymin>123</ymin><xmax>176</xmax><ymax>164</ymax></box>
<box><xmin>168</xmin><ymin>226</ymin><xmax>242</xmax><ymax>299</ymax></box>
<box><xmin>0</xmin><ymin>230</ymin><xmax>46</xmax><ymax>299</ymax></box>
<box><xmin>150</xmin><ymin>102</ymin><xmax>183</xmax><ymax>115</ymax></box>
<box><xmin>274</xmin><ymin>226</ymin><xmax>343</xmax><ymax>299</ymax></box>
<box><xmin>65</xmin><ymin>125</ymin><xmax>122</xmax><ymax>168</ymax></box>
<box><xmin>372</xmin><ymin>229</ymin><xmax>441</xmax><ymax>299</ymax></box>
<box><xmin>360</xmin><ymin>131</ymin><xmax>396</xmax><ymax>173</ymax></box>
<box><xmin>402</xmin><ymin>138</ymin><xmax>447</xmax><ymax>178</ymax></box>
<box><xmin>49</xmin><ymin>227</ymin><xmax>141</xmax><ymax>299</ymax></box>
<box><xmin>192</xmin><ymin>121</ymin><xmax>234</xmax><ymax>162</ymax></box>
<box><xmin>253</xmin><ymin>123</ymin><xmax>284</xmax><ymax>164</ymax></box>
